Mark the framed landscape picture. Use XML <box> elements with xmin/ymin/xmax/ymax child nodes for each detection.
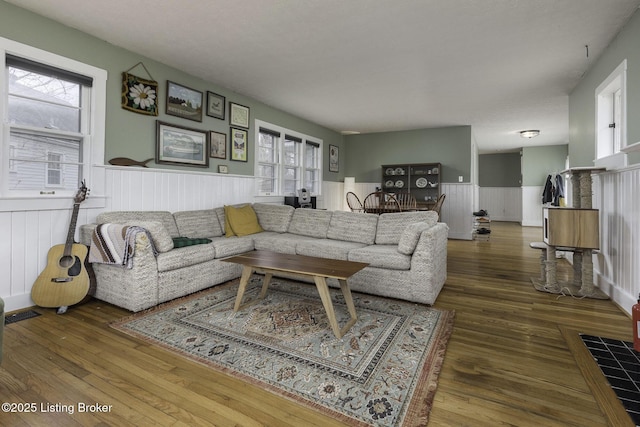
<box><xmin>210</xmin><ymin>130</ymin><xmax>227</xmax><ymax>159</ymax></box>
<box><xmin>229</xmin><ymin>102</ymin><xmax>250</xmax><ymax>128</ymax></box>
<box><xmin>230</xmin><ymin>127</ymin><xmax>248</xmax><ymax>162</ymax></box>
<box><xmin>206</xmin><ymin>91</ymin><xmax>225</xmax><ymax>120</ymax></box>
<box><xmin>156</xmin><ymin>121</ymin><xmax>209</xmax><ymax>167</ymax></box>
<box><xmin>166</xmin><ymin>81</ymin><xmax>203</xmax><ymax>122</ymax></box>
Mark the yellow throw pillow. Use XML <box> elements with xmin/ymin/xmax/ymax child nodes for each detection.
<box><xmin>224</xmin><ymin>204</ymin><xmax>263</xmax><ymax>237</ymax></box>
<box><xmin>223</xmin><ymin>206</ymin><xmax>236</xmax><ymax>237</ymax></box>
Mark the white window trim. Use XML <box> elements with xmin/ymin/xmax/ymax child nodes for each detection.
<box><xmin>594</xmin><ymin>59</ymin><xmax>627</xmax><ymax>169</ymax></box>
<box><xmin>254</xmin><ymin>119</ymin><xmax>323</xmax><ymax>197</ymax></box>
<box><xmin>0</xmin><ymin>37</ymin><xmax>107</xmax><ymax>211</ymax></box>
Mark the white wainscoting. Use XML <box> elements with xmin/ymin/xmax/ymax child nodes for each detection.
<box><xmin>522</xmin><ymin>186</ymin><xmax>544</xmax><ymax>227</ymax></box>
<box><xmin>440</xmin><ymin>183</ymin><xmax>474</xmax><ymax>240</ymax></box>
<box><xmin>478</xmin><ymin>187</ymin><xmax>522</xmax><ymax>222</ymax></box>
<box><xmin>592</xmin><ymin>166</ymin><xmax>640</xmax><ymax>315</ymax></box>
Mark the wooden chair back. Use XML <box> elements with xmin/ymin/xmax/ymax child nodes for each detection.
<box><xmin>432</xmin><ymin>193</ymin><xmax>446</xmax><ymax>219</ymax></box>
<box><xmin>363</xmin><ymin>191</ymin><xmax>401</xmax><ymax>214</ymax></box>
<box><xmin>395</xmin><ymin>192</ymin><xmax>417</xmax><ymax>211</ymax></box>
<box><xmin>346</xmin><ymin>191</ymin><xmax>364</xmax><ymax>212</ymax></box>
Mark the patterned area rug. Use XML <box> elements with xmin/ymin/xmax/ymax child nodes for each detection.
<box><xmin>111</xmin><ymin>276</ymin><xmax>454</xmax><ymax>426</ymax></box>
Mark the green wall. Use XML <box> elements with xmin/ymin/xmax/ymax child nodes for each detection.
<box><xmin>569</xmin><ymin>8</ymin><xmax>640</xmax><ymax>166</ymax></box>
<box><xmin>479</xmin><ymin>152</ymin><xmax>521</xmax><ymax>187</ymax></box>
<box><xmin>521</xmin><ymin>145</ymin><xmax>568</xmax><ymax>186</ymax></box>
<box><xmin>0</xmin><ymin>1</ymin><xmax>345</xmax><ymax>180</ymax></box>
<box><xmin>343</xmin><ymin>126</ymin><xmax>471</xmax><ymax>183</ymax></box>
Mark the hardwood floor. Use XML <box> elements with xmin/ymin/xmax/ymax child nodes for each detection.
<box><xmin>0</xmin><ymin>222</ymin><xmax>633</xmax><ymax>426</ymax></box>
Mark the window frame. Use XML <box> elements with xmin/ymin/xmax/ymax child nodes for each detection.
<box><xmin>0</xmin><ymin>37</ymin><xmax>107</xmax><ymax>211</ymax></box>
<box><xmin>594</xmin><ymin>59</ymin><xmax>628</xmax><ymax>169</ymax></box>
<box><xmin>254</xmin><ymin>119</ymin><xmax>323</xmax><ymax>197</ymax></box>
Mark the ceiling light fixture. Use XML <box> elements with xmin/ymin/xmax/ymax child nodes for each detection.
<box><xmin>520</xmin><ymin>130</ymin><xmax>540</xmax><ymax>138</ymax></box>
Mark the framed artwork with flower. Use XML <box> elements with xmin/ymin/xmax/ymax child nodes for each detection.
<box><xmin>121</xmin><ymin>72</ymin><xmax>158</xmax><ymax>116</ymax></box>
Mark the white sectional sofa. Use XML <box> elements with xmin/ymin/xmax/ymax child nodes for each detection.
<box><xmin>79</xmin><ymin>203</ymin><xmax>449</xmax><ymax>312</ymax></box>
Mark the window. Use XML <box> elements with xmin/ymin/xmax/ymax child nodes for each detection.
<box><xmin>255</xmin><ymin>120</ymin><xmax>323</xmax><ymax>196</ymax></box>
<box><xmin>595</xmin><ymin>60</ymin><xmax>627</xmax><ymax>168</ymax></box>
<box><xmin>1</xmin><ymin>37</ymin><xmax>107</xmax><ymax>205</ymax></box>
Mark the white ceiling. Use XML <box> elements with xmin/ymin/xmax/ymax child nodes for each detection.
<box><xmin>8</xmin><ymin>0</ymin><xmax>640</xmax><ymax>153</ymax></box>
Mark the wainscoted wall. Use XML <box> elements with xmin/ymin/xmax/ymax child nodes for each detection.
<box><xmin>592</xmin><ymin>165</ymin><xmax>640</xmax><ymax>314</ymax></box>
<box><xmin>478</xmin><ymin>187</ymin><xmax>523</xmax><ymax>222</ymax></box>
<box><xmin>522</xmin><ymin>186</ymin><xmax>545</xmax><ymax>227</ymax></box>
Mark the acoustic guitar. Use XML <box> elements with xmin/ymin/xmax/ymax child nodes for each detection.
<box><xmin>31</xmin><ymin>181</ymin><xmax>90</xmax><ymax>309</ymax></box>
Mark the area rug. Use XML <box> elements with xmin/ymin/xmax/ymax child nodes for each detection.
<box><xmin>111</xmin><ymin>276</ymin><xmax>454</xmax><ymax>426</ymax></box>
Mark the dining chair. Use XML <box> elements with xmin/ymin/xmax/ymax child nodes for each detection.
<box><xmin>363</xmin><ymin>191</ymin><xmax>401</xmax><ymax>214</ymax></box>
<box><xmin>395</xmin><ymin>192</ymin><xmax>417</xmax><ymax>211</ymax></box>
<box><xmin>432</xmin><ymin>193</ymin><xmax>446</xmax><ymax>219</ymax></box>
<box><xmin>346</xmin><ymin>191</ymin><xmax>364</xmax><ymax>212</ymax></box>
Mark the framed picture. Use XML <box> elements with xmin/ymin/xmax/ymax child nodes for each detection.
<box><xmin>121</xmin><ymin>72</ymin><xmax>158</xmax><ymax>116</ymax></box>
<box><xmin>156</xmin><ymin>121</ymin><xmax>209</xmax><ymax>167</ymax></box>
<box><xmin>230</xmin><ymin>127</ymin><xmax>248</xmax><ymax>162</ymax></box>
<box><xmin>329</xmin><ymin>144</ymin><xmax>339</xmax><ymax>172</ymax></box>
<box><xmin>166</xmin><ymin>81</ymin><xmax>203</xmax><ymax>122</ymax></box>
<box><xmin>206</xmin><ymin>91</ymin><xmax>225</xmax><ymax>120</ymax></box>
<box><xmin>218</xmin><ymin>165</ymin><xmax>228</xmax><ymax>174</ymax></box>
<box><xmin>210</xmin><ymin>131</ymin><xmax>227</xmax><ymax>159</ymax></box>
<box><xmin>229</xmin><ymin>102</ymin><xmax>250</xmax><ymax>128</ymax></box>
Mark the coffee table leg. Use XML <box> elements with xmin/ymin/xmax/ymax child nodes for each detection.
<box><xmin>314</xmin><ymin>276</ymin><xmax>357</xmax><ymax>339</ymax></box>
<box><xmin>339</xmin><ymin>279</ymin><xmax>357</xmax><ymax>320</ymax></box>
<box><xmin>234</xmin><ymin>266</ymin><xmax>254</xmax><ymax>311</ymax></box>
<box><xmin>259</xmin><ymin>272</ymin><xmax>273</xmax><ymax>298</ymax></box>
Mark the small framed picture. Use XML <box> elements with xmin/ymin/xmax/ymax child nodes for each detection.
<box><xmin>229</xmin><ymin>102</ymin><xmax>250</xmax><ymax>128</ymax></box>
<box><xmin>166</xmin><ymin>81</ymin><xmax>203</xmax><ymax>122</ymax></box>
<box><xmin>218</xmin><ymin>165</ymin><xmax>228</xmax><ymax>174</ymax></box>
<box><xmin>206</xmin><ymin>91</ymin><xmax>225</xmax><ymax>120</ymax></box>
<box><xmin>121</xmin><ymin>72</ymin><xmax>158</xmax><ymax>116</ymax></box>
<box><xmin>329</xmin><ymin>144</ymin><xmax>339</xmax><ymax>172</ymax></box>
<box><xmin>210</xmin><ymin>131</ymin><xmax>227</xmax><ymax>159</ymax></box>
<box><xmin>230</xmin><ymin>127</ymin><xmax>248</xmax><ymax>162</ymax></box>
<box><xmin>156</xmin><ymin>121</ymin><xmax>208</xmax><ymax>167</ymax></box>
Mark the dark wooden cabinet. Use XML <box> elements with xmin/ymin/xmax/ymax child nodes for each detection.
<box><xmin>381</xmin><ymin>163</ymin><xmax>441</xmax><ymax>208</ymax></box>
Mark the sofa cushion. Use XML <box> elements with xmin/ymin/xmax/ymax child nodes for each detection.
<box><xmin>288</xmin><ymin>209</ymin><xmax>333</xmax><ymax>238</ymax></box>
<box><xmin>348</xmin><ymin>245</ymin><xmax>411</xmax><ymax>270</ymax></box>
<box><xmin>295</xmin><ymin>239</ymin><xmax>366</xmax><ymax>260</ymax></box>
<box><xmin>224</xmin><ymin>204</ymin><xmax>264</xmax><ymax>237</ymax></box>
<box><xmin>375</xmin><ymin>211</ymin><xmax>438</xmax><ymax>245</ymax></box>
<box><xmin>97</xmin><ymin>211</ymin><xmax>180</xmax><ymax>238</ymax></box>
<box><xmin>253</xmin><ymin>232</ymin><xmax>310</xmax><ymax>254</ymax></box>
<box><xmin>156</xmin><ymin>243</ymin><xmax>216</xmax><ymax>272</ymax></box>
<box><xmin>173</xmin><ymin>209</ymin><xmax>223</xmax><ymax>238</ymax></box>
<box><xmin>209</xmin><ymin>236</ymin><xmax>256</xmax><ymax>258</ymax></box>
<box><xmin>252</xmin><ymin>203</ymin><xmax>295</xmax><ymax>233</ymax></box>
<box><xmin>326</xmin><ymin>211</ymin><xmax>378</xmax><ymax>244</ymax></box>
<box><xmin>398</xmin><ymin>222</ymin><xmax>434</xmax><ymax>255</ymax></box>
<box><xmin>121</xmin><ymin>220</ymin><xmax>174</xmax><ymax>253</ymax></box>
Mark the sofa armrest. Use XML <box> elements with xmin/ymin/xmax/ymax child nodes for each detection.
<box><xmin>410</xmin><ymin>222</ymin><xmax>449</xmax><ymax>277</ymax></box>
<box><xmin>79</xmin><ymin>223</ymin><xmax>98</xmax><ymax>246</ymax></box>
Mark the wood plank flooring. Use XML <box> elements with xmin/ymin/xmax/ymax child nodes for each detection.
<box><xmin>0</xmin><ymin>222</ymin><xmax>633</xmax><ymax>426</ymax></box>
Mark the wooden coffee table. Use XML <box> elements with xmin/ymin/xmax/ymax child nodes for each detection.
<box><xmin>223</xmin><ymin>250</ymin><xmax>368</xmax><ymax>339</ymax></box>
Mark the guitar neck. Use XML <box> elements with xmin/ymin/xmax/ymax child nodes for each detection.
<box><xmin>63</xmin><ymin>203</ymin><xmax>81</xmax><ymax>257</ymax></box>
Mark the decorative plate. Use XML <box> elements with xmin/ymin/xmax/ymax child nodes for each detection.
<box><xmin>385</xmin><ymin>180</ymin><xmax>394</xmax><ymax>187</ymax></box>
<box><xmin>385</xmin><ymin>168</ymin><xmax>395</xmax><ymax>175</ymax></box>
<box><xmin>416</xmin><ymin>177</ymin><xmax>428</xmax><ymax>188</ymax></box>
<box><xmin>395</xmin><ymin>180</ymin><xmax>405</xmax><ymax>188</ymax></box>
<box><xmin>394</xmin><ymin>167</ymin><xmax>405</xmax><ymax>175</ymax></box>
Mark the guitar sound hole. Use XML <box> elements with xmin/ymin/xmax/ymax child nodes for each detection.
<box><xmin>60</xmin><ymin>255</ymin><xmax>82</xmax><ymax>276</ymax></box>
